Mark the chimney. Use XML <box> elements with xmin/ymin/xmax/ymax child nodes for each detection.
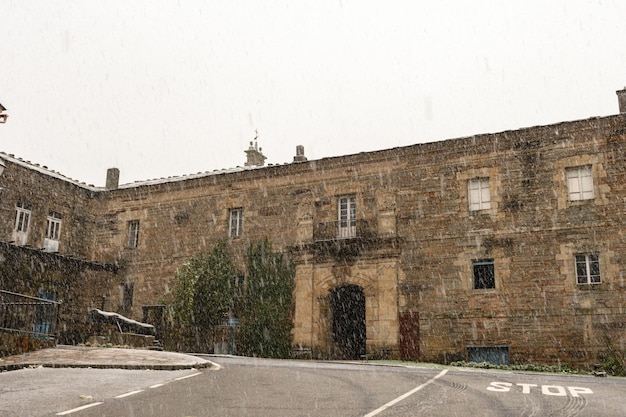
<box><xmin>244</xmin><ymin>140</ymin><xmax>267</xmax><ymax>167</ymax></box>
<box><xmin>617</xmin><ymin>88</ymin><xmax>626</xmax><ymax>114</ymax></box>
<box><xmin>293</xmin><ymin>145</ymin><xmax>308</xmax><ymax>162</ymax></box>
<box><xmin>105</xmin><ymin>168</ymin><xmax>120</xmax><ymax>190</ymax></box>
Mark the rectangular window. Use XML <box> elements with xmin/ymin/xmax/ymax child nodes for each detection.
<box><xmin>337</xmin><ymin>196</ymin><xmax>356</xmax><ymax>238</ymax></box>
<box><xmin>229</xmin><ymin>208</ymin><xmax>243</xmax><ymax>237</ymax></box>
<box><xmin>575</xmin><ymin>254</ymin><xmax>601</xmax><ymax>284</ymax></box>
<box><xmin>122</xmin><ymin>283</ymin><xmax>134</xmax><ymax>310</ymax></box>
<box><xmin>45</xmin><ymin>211</ymin><xmax>62</xmax><ymax>240</ymax></box>
<box><xmin>468</xmin><ymin>178</ymin><xmax>491</xmax><ymax>211</ymax></box>
<box><xmin>128</xmin><ymin>220</ymin><xmax>140</xmax><ymax>248</ymax></box>
<box><xmin>467</xmin><ymin>346</ymin><xmax>509</xmax><ymax>366</ymax></box>
<box><xmin>43</xmin><ymin>211</ymin><xmax>63</xmax><ymax>252</ymax></box>
<box><xmin>567</xmin><ymin>166</ymin><xmax>594</xmax><ymax>201</ymax></box>
<box><xmin>15</xmin><ymin>202</ymin><xmax>32</xmax><ymax>233</ymax></box>
<box><xmin>473</xmin><ymin>259</ymin><xmax>495</xmax><ymax>289</ymax></box>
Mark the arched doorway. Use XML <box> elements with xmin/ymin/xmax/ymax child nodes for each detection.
<box><xmin>330</xmin><ymin>285</ymin><xmax>366</xmax><ymax>359</ymax></box>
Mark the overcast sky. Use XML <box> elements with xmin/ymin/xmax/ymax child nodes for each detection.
<box><xmin>1</xmin><ymin>0</ymin><xmax>625</xmax><ymax>186</ymax></box>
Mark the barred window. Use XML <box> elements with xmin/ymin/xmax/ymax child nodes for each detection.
<box><xmin>473</xmin><ymin>259</ymin><xmax>495</xmax><ymax>289</ymax></box>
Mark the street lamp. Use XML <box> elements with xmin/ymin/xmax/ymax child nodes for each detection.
<box><xmin>0</xmin><ymin>102</ymin><xmax>7</xmax><ymax>123</ymax></box>
<box><xmin>0</xmin><ymin>102</ymin><xmax>6</xmax><ymax>181</ymax></box>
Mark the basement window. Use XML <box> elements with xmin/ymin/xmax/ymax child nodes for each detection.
<box><xmin>473</xmin><ymin>259</ymin><xmax>495</xmax><ymax>289</ymax></box>
<box><xmin>467</xmin><ymin>346</ymin><xmax>509</xmax><ymax>365</ymax></box>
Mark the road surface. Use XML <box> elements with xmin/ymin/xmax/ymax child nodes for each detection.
<box><xmin>1</xmin><ymin>356</ymin><xmax>624</xmax><ymax>416</ymax></box>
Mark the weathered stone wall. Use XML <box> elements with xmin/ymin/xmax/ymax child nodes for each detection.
<box><xmin>0</xmin><ymin>155</ymin><xmax>97</xmax><ymax>258</ymax></box>
<box><xmin>0</xmin><ymin>333</ymin><xmax>55</xmax><ymax>357</ymax></box>
<box><xmin>0</xmin><ymin>242</ymin><xmax>118</xmax><ymax>347</ymax></box>
<box><xmin>1</xmin><ymin>114</ymin><xmax>626</xmax><ymax>367</ymax></box>
<box><xmin>395</xmin><ymin>116</ymin><xmax>626</xmax><ymax>367</ymax></box>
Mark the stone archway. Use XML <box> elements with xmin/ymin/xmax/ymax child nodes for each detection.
<box><xmin>330</xmin><ymin>284</ymin><xmax>366</xmax><ymax>359</ymax></box>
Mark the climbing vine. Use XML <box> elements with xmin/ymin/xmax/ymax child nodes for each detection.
<box><xmin>168</xmin><ymin>238</ymin><xmax>295</xmax><ymax>358</ymax></box>
<box><xmin>169</xmin><ymin>240</ymin><xmax>237</xmax><ymax>351</ymax></box>
<box><xmin>237</xmin><ymin>239</ymin><xmax>295</xmax><ymax>358</ymax></box>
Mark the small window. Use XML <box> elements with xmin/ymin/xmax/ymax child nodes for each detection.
<box><xmin>567</xmin><ymin>166</ymin><xmax>594</xmax><ymax>201</ymax></box>
<box><xmin>122</xmin><ymin>283</ymin><xmax>134</xmax><ymax>309</ymax></box>
<box><xmin>229</xmin><ymin>208</ymin><xmax>243</xmax><ymax>237</ymax></box>
<box><xmin>15</xmin><ymin>201</ymin><xmax>32</xmax><ymax>233</ymax></box>
<box><xmin>46</xmin><ymin>211</ymin><xmax>62</xmax><ymax>240</ymax></box>
<box><xmin>575</xmin><ymin>254</ymin><xmax>601</xmax><ymax>284</ymax></box>
<box><xmin>128</xmin><ymin>220</ymin><xmax>140</xmax><ymax>248</ymax></box>
<box><xmin>473</xmin><ymin>259</ymin><xmax>495</xmax><ymax>289</ymax></box>
<box><xmin>468</xmin><ymin>178</ymin><xmax>491</xmax><ymax>211</ymax></box>
<box><xmin>467</xmin><ymin>346</ymin><xmax>509</xmax><ymax>366</ymax></box>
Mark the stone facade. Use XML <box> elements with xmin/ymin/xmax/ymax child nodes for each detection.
<box><xmin>1</xmin><ymin>98</ymin><xmax>626</xmax><ymax>367</ymax></box>
<box><xmin>0</xmin><ymin>158</ymin><xmax>118</xmax><ymax>351</ymax></box>
<box><xmin>0</xmin><ymin>241</ymin><xmax>118</xmax><ymax>346</ymax></box>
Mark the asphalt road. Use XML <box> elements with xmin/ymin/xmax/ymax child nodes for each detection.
<box><xmin>2</xmin><ymin>356</ymin><xmax>625</xmax><ymax>416</ymax></box>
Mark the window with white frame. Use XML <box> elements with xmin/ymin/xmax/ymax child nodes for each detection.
<box><xmin>127</xmin><ymin>220</ymin><xmax>140</xmax><ymax>248</ymax></box>
<box><xmin>15</xmin><ymin>201</ymin><xmax>32</xmax><ymax>233</ymax></box>
<box><xmin>44</xmin><ymin>211</ymin><xmax>62</xmax><ymax>252</ymax></box>
<box><xmin>229</xmin><ymin>208</ymin><xmax>243</xmax><ymax>237</ymax></box>
<box><xmin>337</xmin><ymin>196</ymin><xmax>356</xmax><ymax>239</ymax></box>
<box><xmin>575</xmin><ymin>253</ymin><xmax>601</xmax><ymax>284</ymax></box>
<box><xmin>566</xmin><ymin>165</ymin><xmax>594</xmax><ymax>201</ymax></box>
<box><xmin>46</xmin><ymin>211</ymin><xmax>62</xmax><ymax>240</ymax></box>
<box><xmin>468</xmin><ymin>178</ymin><xmax>491</xmax><ymax>211</ymax></box>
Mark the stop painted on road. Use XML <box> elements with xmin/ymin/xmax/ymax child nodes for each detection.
<box><xmin>487</xmin><ymin>382</ymin><xmax>593</xmax><ymax>397</ymax></box>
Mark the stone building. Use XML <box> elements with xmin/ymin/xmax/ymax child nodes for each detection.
<box><xmin>0</xmin><ymin>154</ymin><xmax>118</xmax><ymax>348</ymax></box>
<box><xmin>1</xmin><ymin>89</ymin><xmax>626</xmax><ymax>367</ymax></box>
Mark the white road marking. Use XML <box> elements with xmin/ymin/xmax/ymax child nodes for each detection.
<box><xmin>175</xmin><ymin>371</ymin><xmax>202</xmax><ymax>381</ymax></box>
<box><xmin>55</xmin><ymin>402</ymin><xmax>103</xmax><ymax>415</ymax></box>
<box><xmin>363</xmin><ymin>369</ymin><xmax>448</xmax><ymax>417</ymax></box>
<box><xmin>487</xmin><ymin>381</ymin><xmax>594</xmax><ymax>396</ymax></box>
<box><xmin>569</xmin><ymin>387</ymin><xmax>593</xmax><ymax>397</ymax></box>
<box><xmin>56</xmin><ymin>371</ymin><xmax>202</xmax><ymax>414</ymax></box>
<box><xmin>115</xmin><ymin>390</ymin><xmax>144</xmax><ymax>398</ymax></box>
<box><xmin>207</xmin><ymin>361</ymin><xmax>222</xmax><ymax>370</ymax></box>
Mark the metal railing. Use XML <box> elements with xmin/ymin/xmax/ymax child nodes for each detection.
<box><xmin>313</xmin><ymin>219</ymin><xmax>375</xmax><ymax>242</ymax></box>
<box><xmin>0</xmin><ymin>290</ymin><xmax>60</xmax><ymax>340</ymax></box>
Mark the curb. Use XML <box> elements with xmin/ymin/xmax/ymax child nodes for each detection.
<box><xmin>0</xmin><ymin>360</ymin><xmax>214</xmax><ymax>372</ymax></box>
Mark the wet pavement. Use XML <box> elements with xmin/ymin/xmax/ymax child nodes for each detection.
<box><xmin>0</xmin><ymin>345</ymin><xmax>214</xmax><ymax>371</ymax></box>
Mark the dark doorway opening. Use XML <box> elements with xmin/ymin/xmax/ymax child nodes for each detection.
<box><xmin>330</xmin><ymin>285</ymin><xmax>365</xmax><ymax>359</ymax></box>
